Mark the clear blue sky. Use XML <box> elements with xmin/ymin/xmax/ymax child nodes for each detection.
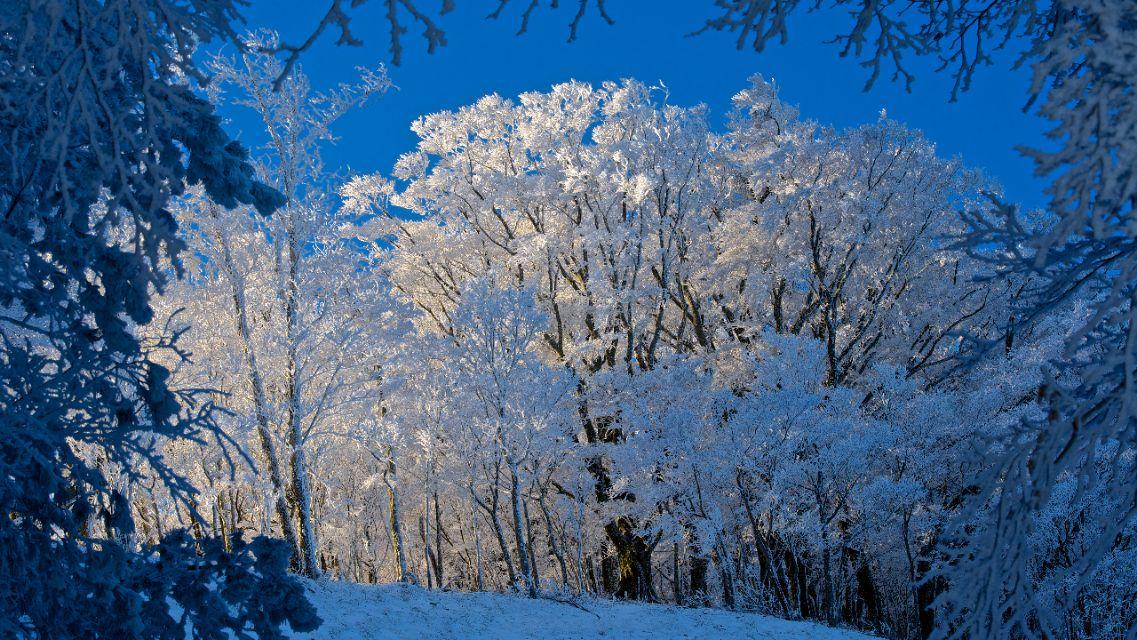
<box><xmin>221</xmin><ymin>1</ymin><xmax>1050</xmax><ymax>211</ymax></box>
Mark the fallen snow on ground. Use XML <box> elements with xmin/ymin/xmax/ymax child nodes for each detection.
<box><xmin>289</xmin><ymin>580</ymin><xmax>877</xmax><ymax>640</ymax></box>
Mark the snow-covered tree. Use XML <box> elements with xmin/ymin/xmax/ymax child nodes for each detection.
<box><xmin>150</xmin><ymin>38</ymin><xmax>389</xmax><ymax>578</ymax></box>
<box><xmin>0</xmin><ymin>2</ymin><xmax>318</xmax><ymax>637</ymax></box>
<box><xmin>701</xmin><ymin>4</ymin><xmax>1137</xmax><ymax>637</ymax></box>
<box><xmin>340</xmin><ymin>77</ymin><xmax>1015</xmax><ymax>634</ymax></box>
<box><xmin>289</xmin><ymin>11</ymin><xmax>1137</xmax><ymax>632</ymax></box>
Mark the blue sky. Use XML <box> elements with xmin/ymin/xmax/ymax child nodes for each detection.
<box><xmin>222</xmin><ymin>1</ymin><xmax>1050</xmax><ymax>211</ymax></box>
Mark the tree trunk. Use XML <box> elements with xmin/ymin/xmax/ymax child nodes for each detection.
<box><xmin>580</xmin><ymin>403</ymin><xmax>656</xmax><ymax>600</ymax></box>
<box><xmin>471</xmin><ymin>492</ymin><xmax>485</xmax><ymax>591</ymax></box>
<box><xmin>382</xmin><ymin>448</ymin><xmax>409</xmax><ymax>582</ymax></box>
<box><xmin>524</xmin><ymin>497</ymin><xmax>540</xmax><ymax>589</ymax></box>
<box><xmin>432</xmin><ymin>491</ymin><xmax>444</xmax><ymax>587</ymax></box>
<box><xmin>821</xmin><ymin>524</ymin><xmax>835</xmax><ymax>625</ymax></box>
<box><xmin>854</xmin><ymin>559</ymin><xmax>882</xmax><ymax>629</ymax></box>
<box><xmin>361</xmin><ymin>525</ymin><xmax>377</xmax><ymax>583</ymax></box>
<box><xmin>575</xmin><ymin>500</ymin><xmax>587</xmax><ymax>595</ymax></box>
<box><xmin>421</xmin><ymin>510</ymin><xmax>432</xmax><ymax>589</ymax></box>
<box><xmin>537</xmin><ymin>489</ymin><xmax>570</xmax><ymax>588</ymax></box>
<box><xmin>212</xmin><ymin>208</ymin><xmax>301</xmax><ymax>571</ymax></box>
<box><xmin>687</xmin><ymin>543</ymin><xmax>710</xmax><ymax>605</ymax></box>
<box><xmin>915</xmin><ymin>538</ymin><xmax>945</xmax><ymax>639</ymax></box>
<box><xmin>604</xmin><ymin>517</ymin><xmax>657</xmax><ymax>601</ymax></box>
<box><xmin>737</xmin><ymin>471</ymin><xmax>791</xmax><ymax>615</ymax></box>
<box><xmin>716</xmin><ymin>537</ymin><xmax>737</xmax><ymax>609</ymax></box>
<box><xmin>282</xmin><ymin>205</ymin><xmax>319</xmax><ymax>578</ymax></box>
<box><xmin>672</xmin><ymin>543</ymin><xmax>682</xmax><ymax>604</ymax></box>
<box><xmin>478</xmin><ymin>479</ymin><xmax>518</xmax><ymax>588</ymax></box>
<box><xmin>508</xmin><ymin>459</ymin><xmax>537</xmax><ymax>597</ymax></box>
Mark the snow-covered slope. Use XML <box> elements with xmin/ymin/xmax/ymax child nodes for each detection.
<box><xmin>290</xmin><ymin>581</ymin><xmax>877</xmax><ymax>640</ymax></box>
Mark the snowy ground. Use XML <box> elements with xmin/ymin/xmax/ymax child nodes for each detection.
<box><xmin>290</xmin><ymin>580</ymin><xmax>877</xmax><ymax>640</ymax></box>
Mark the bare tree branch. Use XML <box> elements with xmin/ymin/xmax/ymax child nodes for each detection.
<box><xmin>692</xmin><ymin>1</ymin><xmax>1045</xmax><ymax>100</ymax></box>
<box><xmin>266</xmin><ymin>0</ymin><xmax>614</xmax><ymax>87</ymax></box>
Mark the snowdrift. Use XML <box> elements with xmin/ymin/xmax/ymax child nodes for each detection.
<box><xmin>290</xmin><ymin>580</ymin><xmax>877</xmax><ymax>640</ymax></box>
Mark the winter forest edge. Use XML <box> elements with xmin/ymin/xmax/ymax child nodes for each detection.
<box><xmin>1</xmin><ymin>2</ymin><xmax>1135</xmax><ymax>640</ymax></box>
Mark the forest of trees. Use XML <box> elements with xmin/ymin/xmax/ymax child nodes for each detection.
<box><xmin>133</xmin><ymin>42</ymin><xmax>1132</xmax><ymax>639</ymax></box>
<box><xmin>2</xmin><ymin>1</ymin><xmax>1134</xmax><ymax>639</ymax></box>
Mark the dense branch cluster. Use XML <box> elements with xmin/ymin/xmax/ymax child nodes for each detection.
<box><xmin>3</xmin><ymin>2</ymin><xmax>1135</xmax><ymax>639</ymax></box>
<box><xmin>696</xmin><ymin>1</ymin><xmax>1049</xmax><ymax>97</ymax></box>
<box><xmin>0</xmin><ymin>3</ymin><xmax>318</xmax><ymax>638</ymax></box>
<box><xmin>265</xmin><ymin>0</ymin><xmax>613</xmax><ymax>80</ymax></box>
<box><xmin>146</xmin><ymin>51</ymin><xmax>1136</xmax><ymax>639</ymax></box>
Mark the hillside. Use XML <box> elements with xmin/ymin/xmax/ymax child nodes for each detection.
<box><xmin>289</xmin><ymin>581</ymin><xmax>877</xmax><ymax>640</ymax></box>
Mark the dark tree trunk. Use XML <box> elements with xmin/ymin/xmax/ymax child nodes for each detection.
<box><xmin>688</xmin><ymin>548</ymin><xmax>710</xmax><ymax>605</ymax></box>
<box><xmin>916</xmin><ymin>553</ymin><xmax>944</xmax><ymax>638</ymax></box>
<box><xmin>785</xmin><ymin>549</ymin><xmax>814</xmax><ymax>619</ymax></box>
<box><xmin>604</xmin><ymin>517</ymin><xmax>657</xmax><ymax>600</ymax></box>
<box><xmin>854</xmin><ymin>560</ymin><xmax>882</xmax><ymax>629</ymax></box>
<box><xmin>719</xmin><ymin>555</ymin><xmax>736</xmax><ymax>609</ymax></box>
<box><xmin>601</xmin><ymin>555</ymin><xmax>619</xmax><ymax>593</ymax></box>
<box><xmin>580</xmin><ymin>401</ymin><xmax>657</xmax><ymax>600</ymax></box>
<box><xmin>672</xmin><ymin>543</ymin><xmax>682</xmax><ymax>603</ymax></box>
<box><xmin>432</xmin><ymin>492</ymin><xmax>444</xmax><ymax>588</ymax></box>
<box><xmin>737</xmin><ymin>472</ymin><xmax>791</xmax><ymax>616</ymax></box>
